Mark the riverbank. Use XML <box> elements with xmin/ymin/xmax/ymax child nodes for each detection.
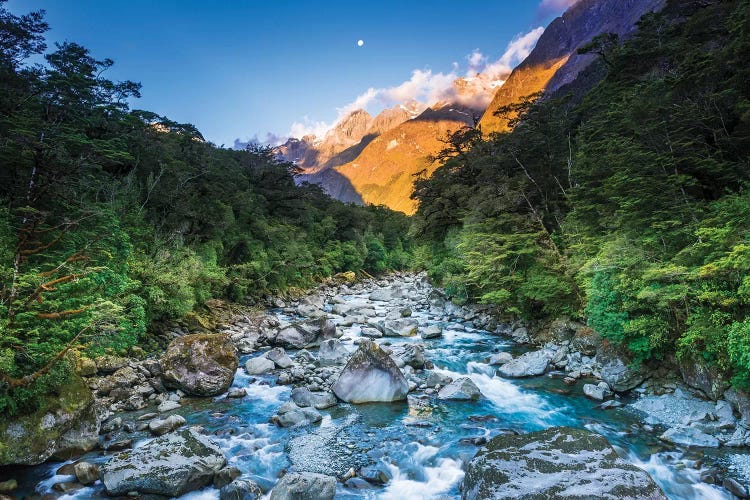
<box><xmin>1</xmin><ymin>272</ymin><xmax>749</xmax><ymax>499</ymax></box>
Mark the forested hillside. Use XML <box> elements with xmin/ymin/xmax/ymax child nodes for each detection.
<box><xmin>0</xmin><ymin>3</ymin><xmax>411</xmax><ymax>416</ymax></box>
<box><xmin>413</xmin><ymin>0</ymin><xmax>750</xmax><ymax>384</ymax></box>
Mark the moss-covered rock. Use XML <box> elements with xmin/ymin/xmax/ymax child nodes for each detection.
<box><xmin>0</xmin><ymin>372</ymin><xmax>98</xmax><ymax>466</ymax></box>
<box><xmin>462</xmin><ymin>427</ymin><xmax>665</xmax><ymax>500</ymax></box>
<box><xmin>161</xmin><ymin>333</ymin><xmax>238</xmax><ymax>396</ymax></box>
<box><xmin>100</xmin><ymin>426</ymin><xmax>226</xmax><ymax>496</ymax></box>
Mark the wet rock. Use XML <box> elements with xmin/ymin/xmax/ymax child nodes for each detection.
<box><xmin>0</xmin><ymin>372</ymin><xmax>98</xmax><ymax>466</ymax></box>
<box><xmin>425</xmin><ymin>371</ymin><xmax>453</xmax><ymax>388</ymax></box>
<box><xmin>272</xmin><ymin>401</ymin><xmax>322</xmax><ymax>427</ymax></box>
<box><xmin>227</xmin><ymin>388</ymin><xmax>247</xmax><ymax>399</ymax></box>
<box><xmin>462</xmin><ymin>427</ymin><xmax>666</xmax><ymax>500</ymax></box>
<box><xmin>160</xmin><ymin>334</ymin><xmax>239</xmax><ymax>397</ymax></box>
<box><xmin>74</xmin><ymin>461</ymin><xmax>99</xmax><ymax>485</ymax></box>
<box><xmin>291</xmin><ymin>388</ymin><xmax>338</xmax><ymax>410</ymax></box>
<box><xmin>274</xmin><ymin>318</ymin><xmax>338</xmax><ymax>349</ymax></box>
<box><xmin>100</xmin><ymin>427</ymin><xmax>226</xmax><ymax>496</ymax></box>
<box><xmin>421</xmin><ymin>325</ymin><xmax>442</xmax><ymax>339</ymax></box>
<box><xmin>148</xmin><ymin>414</ymin><xmax>186</xmax><ymax>436</ymax></box>
<box><xmin>345</xmin><ymin>477</ymin><xmax>374</xmax><ymax>489</ymax></box>
<box><xmin>270</xmin><ymin>472</ymin><xmax>336</xmax><ymax>500</ymax></box>
<box><xmin>597</xmin><ymin>344</ymin><xmax>647</xmax><ymax>392</ymax></box>
<box><xmin>318</xmin><ymin>339</ymin><xmax>350</xmax><ymax>366</ymax></box>
<box><xmin>400</xmin><ymin>307</ymin><xmax>412</xmax><ymax>317</ymax></box>
<box><xmin>600</xmin><ymin>400</ymin><xmax>623</xmax><ymax>410</ymax></box>
<box><xmin>388</xmin><ymin>343</ymin><xmax>427</xmax><ymax>369</ymax></box>
<box><xmin>438</xmin><ymin>377</ymin><xmax>481</xmax><ymax>400</ymax></box>
<box><xmin>359</xmin><ymin>465</ymin><xmax>392</xmax><ymax>485</ymax></box>
<box><xmin>266</xmin><ymin>348</ymin><xmax>294</xmax><ymax>369</ymax></box>
<box><xmin>659</xmin><ymin>426</ymin><xmax>720</xmax><ymax>448</ymax></box>
<box><xmin>158</xmin><ymin>400</ymin><xmax>182</xmax><ymax>412</ymax></box>
<box><xmin>245</xmin><ymin>356</ymin><xmax>275</xmax><ymax>375</ymax></box>
<box><xmin>488</xmin><ymin>352</ymin><xmax>513</xmax><ymax>366</ymax></box>
<box><xmin>369</xmin><ymin>287</ymin><xmax>400</xmax><ymax>302</ymax></box>
<box><xmin>583</xmin><ymin>382</ymin><xmax>612</xmax><ymax>401</ymax></box>
<box><xmin>0</xmin><ymin>479</ymin><xmax>17</xmax><ymax>493</ymax></box>
<box><xmin>723</xmin><ymin>477</ymin><xmax>749</xmax><ymax>498</ymax></box>
<box><xmin>53</xmin><ymin>481</ymin><xmax>83</xmax><ymax>493</ymax></box>
<box><xmin>331</xmin><ymin>340</ymin><xmax>408</xmax><ymax>403</ymax></box>
<box><xmin>105</xmin><ymin>439</ymin><xmax>133</xmax><ymax>451</ymax></box>
<box><xmin>360</xmin><ymin>327</ymin><xmax>383</xmax><ymax>338</ymax></box>
<box><xmin>383</xmin><ymin>318</ymin><xmax>418</xmax><ymax>337</ymax></box>
<box><xmin>497</xmin><ymin>349</ymin><xmax>552</xmax><ymax>378</ymax></box>
<box><xmin>214</xmin><ymin>466</ymin><xmax>242</xmax><ymax>489</ymax></box>
<box><xmin>220</xmin><ymin>479</ymin><xmax>263</xmax><ymax>500</ymax></box>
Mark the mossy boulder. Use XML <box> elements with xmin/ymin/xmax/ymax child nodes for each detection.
<box><xmin>0</xmin><ymin>372</ymin><xmax>98</xmax><ymax>466</ymax></box>
<box><xmin>462</xmin><ymin>427</ymin><xmax>665</xmax><ymax>500</ymax></box>
<box><xmin>100</xmin><ymin>426</ymin><xmax>226</xmax><ymax>496</ymax></box>
<box><xmin>161</xmin><ymin>334</ymin><xmax>238</xmax><ymax>396</ymax></box>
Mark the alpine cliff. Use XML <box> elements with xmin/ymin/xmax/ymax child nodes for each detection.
<box><xmin>277</xmin><ymin>0</ymin><xmax>666</xmax><ymax>214</ymax></box>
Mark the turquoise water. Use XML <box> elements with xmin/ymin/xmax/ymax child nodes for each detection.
<box><xmin>4</xmin><ymin>288</ymin><xmax>734</xmax><ymax>499</ymax></box>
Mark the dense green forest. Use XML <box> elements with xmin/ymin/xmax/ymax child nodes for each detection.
<box><xmin>0</xmin><ymin>3</ymin><xmax>412</xmax><ymax>415</ymax></box>
<box><xmin>413</xmin><ymin>0</ymin><xmax>750</xmax><ymax>384</ymax></box>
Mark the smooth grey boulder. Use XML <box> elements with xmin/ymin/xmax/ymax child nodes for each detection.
<box><xmin>438</xmin><ymin>377</ymin><xmax>481</xmax><ymax>400</ymax></box>
<box><xmin>488</xmin><ymin>352</ymin><xmax>513</xmax><ymax>366</ymax></box>
<box><xmin>659</xmin><ymin>426</ymin><xmax>720</xmax><ymax>448</ymax></box>
<box><xmin>160</xmin><ymin>334</ymin><xmax>238</xmax><ymax>397</ymax></box>
<box><xmin>497</xmin><ymin>350</ymin><xmax>552</xmax><ymax>378</ymax></box>
<box><xmin>220</xmin><ymin>479</ymin><xmax>263</xmax><ymax>500</ymax></box>
<box><xmin>421</xmin><ymin>325</ymin><xmax>443</xmax><ymax>339</ymax></box>
<box><xmin>270</xmin><ymin>472</ymin><xmax>336</xmax><ymax>500</ymax></box>
<box><xmin>318</xmin><ymin>339</ymin><xmax>350</xmax><ymax>366</ymax></box>
<box><xmin>266</xmin><ymin>348</ymin><xmax>294</xmax><ymax>369</ymax></box>
<box><xmin>369</xmin><ymin>287</ymin><xmax>400</xmax><ymax>302</ymax></box>
<box><xmin>291</xmin><ymin>387</ymin><xmax>338</xmax><ymax>409</ymax></box>
<box><xmin>274</xmin><ymin>318</ymin><xmax>338</xmax><ymax>349</ymax></box>
<box><xmin>360</xmin><ymin>327</ymin><xmax>383</xmax><ymax>338</ymax></box>
<box><xmin>425</xmin><ymin>371</ymin><xmax>453</xmax><ymax>388</ymax></box>
<box><xmin>148</xmin><ymin>414</ymin><xmax>186</xmax><ymax>436</ymax></box>
<box><xmin>245</xmin><ymin>356</ymin><xmax>275</xmax><ymax>375</ymax></box>
<box><xmin>331</xmin><ymin>340</ymin><xmax>408</xmax><ymax>403</ymax></box>
<box><xmin>388</xmin><ymin>343</ymin><xmax>427</xmax><ymax>369</ymax></box>
<box><xmin>383</xmin><ymin>318</ymin><xmax>418</xmax><ymax>337</ymax></box>
<box><xmin>583</xmin><ymin>382</ymin><xmax>612</xmax><ymax>401</ymax></box>
<box><xmin>462</xmin><ymin>427</ymin><xmax>666</xmax><ymax>500</ymax></box>
<box><xmin>100</xmin><ymin>427</ymin><xmax>226</xmax><ymax>497</ymax></box>
<box><xmin>272</xmin><ymin>401</ymin><xmax>322</xmax><ymax>427</ymax></box>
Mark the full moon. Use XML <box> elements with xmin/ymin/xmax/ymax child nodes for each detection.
<box><xmin>357</xmin><ymin>39</ymin><xmax>364</xmax><ymax>47</ymax></box>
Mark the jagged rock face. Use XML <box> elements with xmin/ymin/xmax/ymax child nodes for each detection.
<box><xmin>479</xmin><ymin>0</ymin><xmax>666</xmax><ymax>133</ymax></box>
<box><xmin>462</xmin><ymin>427</ymin><xmax>666</xmax><ymax>500</ymax></box>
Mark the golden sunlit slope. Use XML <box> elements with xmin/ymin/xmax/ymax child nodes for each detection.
<box><xmin>479</xmin><ymin>0</ymin><xmax>665</xmax><ymax>133</ymax></box>
<box><xmin>334</xmin><ymin>108</ymin><xmax>472</xmax><ymax>214</ymax></box>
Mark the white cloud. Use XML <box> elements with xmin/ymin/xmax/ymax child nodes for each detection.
<box><xmin>279</xmin><ymin>26</ymin><xmax>545</xmax><ymax>140</ymax></box>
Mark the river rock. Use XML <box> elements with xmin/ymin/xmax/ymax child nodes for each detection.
<box><xmin>462</xmin><ymin>427</ymin><xmax>666</xmax><ymax>499</ymax></box>
<box><xmin>497</xmin><ymin>349</ymin><xmax>552</xmax><ymax>378</ymax></box>
<box><xmin>0</xmin><ymin>372</ymin><xmax>98</xmax><ymax>466</ymax></box>
<box><xmin>270</xmin><ymin>472</ymin><xmax>336</xmax><ymax>500</ymax></box>
<box><xmin>360</xmin><ymin>327</ymin><xmax>383</xmax><ymax>338</ymax></box>
<box><xmin>272</xmin><ymin>401</ymin><xmax>322</xmax><ymax>427</ymax></box>
<box><xmin>95</xmin><ymin>355</ymin><xmax>128</xmax><ymax>374</ymax></box>
<box><xmin>274</xmin><ymin>318</ymin><xmax>338</xmax><ymax>349</ymax></box>
<box><xmin>160</xmin><ymin>334</ymin><xmax>238</xmax><ymax>397</ymax></box>
<box><xmin>388</xmin><ymin>343</ymin><xmax>426</xmax><ymax>369</ymax></box>
<box><xmin>73</xmin><ymin>461</ymin><xmax>99</xmax><ymax>485</ymax></box>
<box><xmin>220</xmin><ymin>479</ymin><xmax>263</xmax><ymax>500</ymax></box>
<box><xmin>597</xmin><ymin>344</ymin><xmax>647</xmax><ymax>392</ymax></box>
<box><xmin>421</xmin><ymin>325</ymin><xmax>442</xmax><ymax>339</ymax></box>
<box><xmin>227</xmin><ymin>388</ymin><xmax>247</xmax><ymax>398</ymax></box>
<box><xmin>659</xmin><ymin>426</ymin><xmax>720</xmax><ymax>448</ymax></box>
<box><xmin>266</xmin><ymin>347</ymin><xmax>294</xmax><ymax>369</ymax></box>
<box><xmin>723</xmin><ymin>478</ymin><xmax>749</xmax><ymax>498</ymax></box>
<box><xmin>318</xmin><ymin>339</ymin><xmax>350</xmax><ymax>366</ymax></box>
<box><xmin>100</xmin><ymin>427</ymin><xmax>226</xmax><ymax>496</ymax></box>
<box><xmin>383</xmin><ymin>318</ymin><xmax>418</xmax><ymax>337</ymax></box>
<box><xmin>331</xmin><ymin>340</ymin><xmax>408</xmax><ymax>403</ymax></box>
<box><xmin>488</xmin><ymin>352</ymin><xmax>513</xmax><ymax>366</ymax></box>
<box><xmin>369</xmin><ymin>287</ymin><xmax>400</xmax><ymax>302</ymax></box>
<box><xmin>149</xmin><ymin>414</ymin><xmax>186</xmax><ymax>435</ymax></box>
<box><xmin>158</xmin><ymin>400</ymin><xmax>182</xmax><ymax>412</ymax></box>
<box><xmin>214</xmin><ymin>466</ymin><xmax>242</xmax><ymax>488</ymax></box>
<box><xmin>438</xmin><ymin>377</ymin><xmax>481</xmax><ymax>400</ymax></box>
<box><xmin>291</xmin><ymin>388</ymin><xmax>338</xmax><ymax>409</ymax></box>
<box><xmin>583</xmin><ymin>382</ymin><xmax>612</xmax><ymax>401</ymax></box>
<box><xmin>245</xmin><ymin>356</ymin><xmax>275</xmax><ymax>375</ymax></box>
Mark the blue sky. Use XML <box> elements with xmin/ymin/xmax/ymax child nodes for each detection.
<box><xmin>8</xmin><ymin>0</ymin><xmax>572</xmax><ymax>146</ymax></box>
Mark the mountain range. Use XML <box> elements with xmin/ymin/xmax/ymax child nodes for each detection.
<box><xmin>275</xmin><ymin>0</ymin><xmax>666</xmax><ymax>214</ymax></box>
